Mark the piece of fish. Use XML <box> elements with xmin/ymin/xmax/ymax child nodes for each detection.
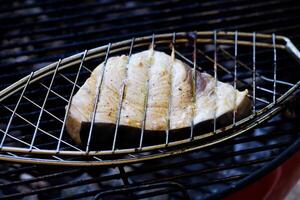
<box><xmin>66</xmin><ymin>50</ymin><xmax>250</xmax><ymax>146</ymax></box>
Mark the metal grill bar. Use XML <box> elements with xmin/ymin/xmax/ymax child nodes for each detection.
<box><xmin>252</xmin><ymin>32</ymin><xmax>256</xmax><ymax>114</ymax></box>
<box><xmin>166</xmin><ymin>33</ymin><xmax>176</xmax><ymax>146</ymax></box>
<box><xmin>190</xmin><ymin>32</ymin><xmax>197</xmax><ymax>140</ymax></box>
<box><xmin>85</xmin><ymin>44</ymin><xmax>111</xmax><ymax>153</ymax></box>
<box><xmin>273</xmin><ymin>33</ymin><xmax>278</xmax><ymax>103</ymax></box>
<box><xmin>233</xmin><ymin>31</ymin><xmax>238</xmax><ymax>126</ymax></box>
<box><xmin>29</xmin><ymin>59</ymin><xmax>61</xmax><ymax>151</ymax></box>
<box><xmin>213</xmin><ymin>31</ymin><xmax>218</xmax><ymax>133</ymax></box>
<box><xmin>139</xmin><ymin>34</ymin><xmax>155</xmax><ymax>149</ymax></box>
<box><xmin>0</xmin><ymin>72</ymin><xmax>34</xmax><ymax>148</ymax></box>
<box><xmin>56</xmin><ymin>50</ymin><xmax>88</xmax><ymax>152</ymax></box>
<box><xmin>111</xmin><ymin>39</ymin><xmax>135</xmax><ymax>152</ymax></box>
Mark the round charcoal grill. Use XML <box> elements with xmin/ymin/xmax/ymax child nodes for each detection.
<box><xmin>0</xmin><ymin>31</ymin><xmax>299</xmax><ymax>166</ymax></box>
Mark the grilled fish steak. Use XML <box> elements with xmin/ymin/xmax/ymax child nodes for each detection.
<box><xmin>66</xmin><ymin>50</ymin><xmax>250</xmax><ymax>146</ymax></box>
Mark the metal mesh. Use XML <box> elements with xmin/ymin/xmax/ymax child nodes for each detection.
<box><xmin>0</xmin><ymin>31</ymin><xmax>299</xmax><ymax>166</ymax></box>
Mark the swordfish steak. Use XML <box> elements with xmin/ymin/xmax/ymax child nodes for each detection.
<box><xmin>66</xmin><ymin>50</ymin><xmax>250</xmax><ymax>147</ymax></box>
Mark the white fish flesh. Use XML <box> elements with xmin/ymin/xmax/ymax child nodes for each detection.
<box><xmin>66</xmin><ymin>50</ymin><xmax>250</xmax><ymax>145</ymax></box>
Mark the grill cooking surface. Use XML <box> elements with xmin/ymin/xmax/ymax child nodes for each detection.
<box><xmin>0</xmin><ymin>0</ymin><xmax>300</xmax><ymax>199</ymax></box>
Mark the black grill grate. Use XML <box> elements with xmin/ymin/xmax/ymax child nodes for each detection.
<box><xmin>0</xmin><ymin>0</ymin><xmax>300</xmax><ymax>199</ymax></box>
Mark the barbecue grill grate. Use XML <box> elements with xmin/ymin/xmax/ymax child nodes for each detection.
<box><xmin>0</xmin><ymin>31</ymin><xmax>299</xmax><ymax>166</ymax></box>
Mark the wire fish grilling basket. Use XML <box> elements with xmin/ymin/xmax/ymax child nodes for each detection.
<box><xmin>0</xmin><ymin>31</ymin><xmax>299</xmax><ymax>166</ymax></box>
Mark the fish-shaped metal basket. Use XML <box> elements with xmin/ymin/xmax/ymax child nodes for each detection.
<box><xmin>0</xmin><ymin>31</ymin><xmax>299</xmax><ymax>166</ymax></box>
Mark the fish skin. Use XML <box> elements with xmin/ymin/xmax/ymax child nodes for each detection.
<box><xmin>66</xmin><ymin>50</ymin><xmax>250</xmax><ymax>145</ymax></box>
